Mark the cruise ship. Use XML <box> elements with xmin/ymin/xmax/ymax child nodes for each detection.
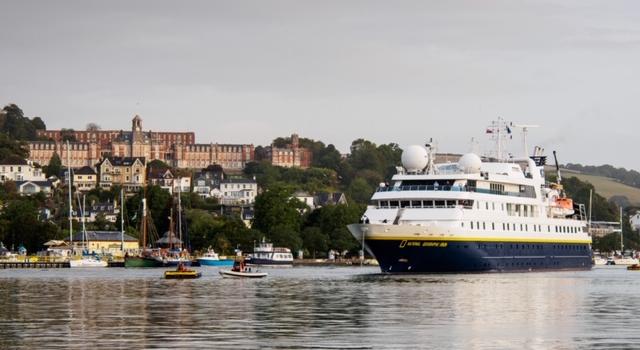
<box><xmin>347</xmin><ymin>121</ymin><xmax>592</xmax><ymax>273</ymax></box>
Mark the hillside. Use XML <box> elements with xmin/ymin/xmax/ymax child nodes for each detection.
<box><xmin>553</xmin><ymin>167</ymin><xmax>640</xmax><ymax>206</ymax></box>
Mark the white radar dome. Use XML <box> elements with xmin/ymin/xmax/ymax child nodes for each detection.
<box><xmin>401</xmin><ymin>145</ymin><xmax>429</xmax><ymax>172</ymax></box>
<box><xmin>458</xmin><ymin>153</ymin><xmax>482</xmax><ymax>173</ymax></box>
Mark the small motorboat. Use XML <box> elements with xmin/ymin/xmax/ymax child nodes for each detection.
<box><xmin>165</xmin><ymin>270</ymin><xmax>202</xmax><ymax>279</ymax></box>
<box><xmin>627</xmin><ymin>264</ymin><xmax>640</xmax><ymax>271</ymax></box>
<box><xmin>219</xmin><ymin>257</ymin><xmax>267</xmax><ymax>278</ymax></box>
<box><xmin>164</xmin><ymin>262</ymin><xmax>202</xmax><ymax>279</ymax></box>
<box><xmin>198</xmin><ymin>248</ymin><xmax>234</xmax><ymax>267</ymax></box>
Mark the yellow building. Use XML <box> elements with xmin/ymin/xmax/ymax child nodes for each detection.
<box><xmin>73</xmin><ymin>166</ymin><xmax>98</xmax><ymax>191</ymax></box>
<box><xmin>69</xmin><ymin>231</ymin><xmax>139</xmax><ymax>256</ymax></box>
<box><xmin>97</xmin><ymin>156</ymin><xmax>146</xmax><ymax>192</ymax></box>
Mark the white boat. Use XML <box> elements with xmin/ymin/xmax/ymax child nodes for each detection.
<box><xmin>219</xmin><ymin>270</ymin><xmax>268</xmax><ymax>278</ymax></box>
<box><xmin>220</xmin><ymin>257</ymin><xmax>267</xmax><ymax>278</ymax></box>
<box><xmin>347</xmin><ymin>119</ymin><xmax>593</xmax><ymax>273</ymax></box>
<box><xmin>246</xmin><ymin>238</ymin><xmax>293</xmax><ymax>266</ymax></box>
<box><xmin>69</xmin><ymin>256</ymin><xmax>108</xmax><ymax>268</ymax></box>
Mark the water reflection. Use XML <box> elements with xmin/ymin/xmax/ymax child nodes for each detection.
<box><xmin>0</xmin><ymin>267</ymin><xmax>637</xmax><ymax>348</ymax></box>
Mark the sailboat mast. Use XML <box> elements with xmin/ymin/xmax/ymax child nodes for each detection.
<box><xmin>142</xmin><ymin>197</ymin><xmax>147</xmax><ymax>252</ymax></box>
<box><xmin>67</xmin><ymin>140</ymin><xmax>73</xmax><ymax>251</ymax></box>
<box><xmin>82</xmin><ymin>194</ymin><xmax>86</xmax><ymax>250</ymax></box>
<box><xmin>169</xmin><ymin>207</ymin><xmax>174</xmax><ymax>251</ymax></box>
<box><xmin>120</xmin><ymin>189</ymin><xmax>124</xmax><ymax>252</ymax></box>
<box><xmin>178</xmin><ymin>184</ymin><xmax>182</xmax><ymax>249</ymax></box>
<box><xmin>620</xmin><ymin>206</ymin><xmax>624</xmax><ymax>253</ymax></box>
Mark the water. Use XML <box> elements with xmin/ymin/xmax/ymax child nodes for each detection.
<box><xmin>0</xmin><ymin>266</ymin><xmax>639</xmax><ymax>349</ymax></box>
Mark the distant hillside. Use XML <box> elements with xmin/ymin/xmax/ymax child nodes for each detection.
<box><xmin>551</xmin><ymin>167</ymin><xmax>640</xmax><ymax>207</ymax></box>
<box><xmin>564</xmin><ymin>163</ymin><xmax>640</xmax><ymax>189</ymax></box>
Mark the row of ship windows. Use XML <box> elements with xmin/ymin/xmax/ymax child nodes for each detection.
<box><xmin>375</xmin><ymin>200</ymin><xmax>539</xmax><ymax>218</ymax></box>
<box><xmin>464</xmin><ymin>221</ymin><xmax>585</xmax><ymax>234</ymax></box>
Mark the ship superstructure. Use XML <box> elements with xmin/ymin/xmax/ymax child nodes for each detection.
<box><xmin>348</xmin><ymin>121</ymin><xmax>592</xmax><ymax>273</ymax></box>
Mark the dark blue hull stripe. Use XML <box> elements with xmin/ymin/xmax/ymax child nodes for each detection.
<box><xmin>366</xmin><ymin>239</ymin><xmax>592</xmax><ymax>273</ymax></box>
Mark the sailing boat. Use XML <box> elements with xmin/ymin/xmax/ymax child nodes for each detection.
<box><xmin>160</xmin><ymin>190</ymin><xmax>194</xmax><ymax>267</ymax></box>
<box><xmin>124</xmin><ymin>197</ymin><xmax>163</xmax><ymax>268</ymax></box>
<box><xmin>70</xmin><ymin>194</ymin><xmax>107</xmax><ymax>268</ymax></box>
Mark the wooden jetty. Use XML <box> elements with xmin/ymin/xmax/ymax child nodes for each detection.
<box><xmin>0</xmin><ymin>261</ymin><xmax>70</xmax><ymax>268</ymax></box>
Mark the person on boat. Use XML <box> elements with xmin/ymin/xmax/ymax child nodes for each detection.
<box><xmin>177</xmin><ymin>262</ymin><xmax>187</xmax><ymax>272</ymax></box>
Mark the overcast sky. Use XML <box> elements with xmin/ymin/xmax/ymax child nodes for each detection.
<box><xmin>2</xmin><ymin>1</ymin><xmax>639</xmax><ymax>168</ymax></box>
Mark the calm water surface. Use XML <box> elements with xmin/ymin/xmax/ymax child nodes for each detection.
<box><xmin>1</xmin><ymin>266</ymin><xmax>639</xmax><ymax>349</ymax></box>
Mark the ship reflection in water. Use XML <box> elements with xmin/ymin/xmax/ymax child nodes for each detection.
<box><xmin>0</xmin><ymin>267</ymin><xmax>638</xmax><ymax>349</ymax></box>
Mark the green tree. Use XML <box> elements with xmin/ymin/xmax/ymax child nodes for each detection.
<box><xmin>44</xmin><ymin>153</ymin><xmax>62</xmax><ymax>178</ymax></box>
<box><xmin>252</xmin><ymin>186</ymin><xmax>305</xmax><ymax>249</ymax></box>
<box><xmin>347</xmin><ymin>178</ymin><xmax>374</xmax><ymax>204</ymax></box>
<box><xmin>302</xmin><ymin>226</ymin><xmax>328</xmax><ymax>258</ymax></box>
<box><xmin>0</xmin><ymin>134</ymin><xmax>29</xmax><ymax>161</ymax></box>
<box><xmin>0</xmin><ymin>104</ymin><xmax>43</xmax><ymax>140</ymax></box>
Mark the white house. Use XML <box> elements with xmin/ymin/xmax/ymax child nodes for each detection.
<box><xmin>217</xmin><ymin>178</ymin><xmax>258</xmax><ymax>205</ymax></box>
<box><xmin>16</xmin><ymin>180</ymin><xmax>53</xmax><ymax>196</ymax></box>
<box><xmin>0</xmin><ymin>159</ymin><xmax>46</xmax><ymax>183</ymax></box>
<box><xmin>293</xmin><ymin>191</ymin><xmax>315</xmax><ymax>210</ymax></box>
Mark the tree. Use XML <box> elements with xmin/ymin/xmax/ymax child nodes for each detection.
<box><xmin>44</xmin><ymin>153</ymin><xmax>62</xmax><ymax>178</ymax></box>
<box><xmin>347</xmin><ymin>178</ymin><xmax>374</xmax><ymax>204</ymax></box>
<box><xmin>0</xmin><ymin>198</ymin><xmax>59</xmax><ymax>253</ymax></box>
<box><xmin>60</xmin><ymin>129</ymin><xmax>76</xmax><ymax>142</ymax></box>
<box><xmin>86</xmin><ymin>123</ymin><xmax>101</xmax><ymax>131</ymax></box>
<box><xmin>302</xmin><ymin>226</ymin><xmax>328</xmax><ymax>258</ymax></box>
<box><xmin>252</xmin><ymin>186</ymin><xmax>305</xmax><ymax>249</ymax></box>
<box><xmin>0</xmin><ymin>133</ymin><xmax>29</xmax><ymax>161</ymax></box>
<box><xmin>0</xmin><ymin>104</ymin><xmax>40</xmax><ymax>140</ymax></box>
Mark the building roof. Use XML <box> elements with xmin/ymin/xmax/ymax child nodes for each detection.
<box><xmin>16</xmin><ymin>180</ymin><xmax>52</xmax><ymax>187</ymax></box>
<box><xmin>69</xmin><ymin>231</ymin><xmax>138</xmax><ymax>242</ymax></box>
<box><xmin>222</xmin><ymin>178</ymin><xmax>256</xmax><ymax>184</ymax></box>
<box><xmin>315</xmin><ymin>192</ymin><xmax>346</xmax><ymax>206</ymax></box>
<box><xmin>100</xmin><ymin>157</ymin><xmax>146</xmax><ymax>167</ymax></box>
<box><xmin>148</xmin><ymin>167</ymin><xmax>173</xmax><ymax>179</ymax></box>
<box><xmin>74</xmin><ymin>166</ymin><xmax>97</xmax><ymax>175</ymax></box>
<box><xmin>0</xmin><ymin>158</ymin><xmax>28</xmax><ymax>165</ymax></box>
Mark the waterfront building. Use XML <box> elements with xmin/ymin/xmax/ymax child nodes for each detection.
<box><xmin>67</xmin><ymin>231</ymin><xmax>139</xmax><ymax>254</ymax></box>
<box><xmin>29</xmin><ymin>115</ymin><xmax>254</xmax><ymax>170</ymax></box>
<box><xmin>97</xmin><ymin>156</ymin><xmax>146</xmax><ymax>192</ymax></box>
<box><xmin>73</xmin><ymin>166</ymin><xmax>97</xmax><ymax>192</ymax></box>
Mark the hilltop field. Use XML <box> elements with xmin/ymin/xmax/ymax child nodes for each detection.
<box><xmin>556</xmin><ymin>168</ymin><xmax>640</xmax><ymax>206</ymax></box>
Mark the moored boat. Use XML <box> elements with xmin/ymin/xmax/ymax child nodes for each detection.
<box><xmin>69</xmin><ymin>255</ymin><xmax>108</xmax><ymax>268</ymax></box>
<box><xmin>348</xmin><ymin>119</ymin><xmax>593</xmax><ymax>273</ymax></box>
<box><xmin>125</xmin><ymin>255</ymin><xmax>164</xmax><ymax>268</ymax></box>
<box><xmin>198</xmin><ymin>248</ymin><xmax>234</xmax><ymax>266</ymax></box>
<box><xmin>246</xmin><ymin>238</ymin><xmax>293</xmax><ymax>266</ymax></box>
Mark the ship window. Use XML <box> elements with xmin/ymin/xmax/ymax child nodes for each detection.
<box><xmin>477</xmin><ymin>222</ymin><xmax>481</xmax><ymax>230</ymax></box>
<box><xmin>485</xmin><ymin>202</ymin><xmax>489</xmax><ymax>210</ymax></box>
<box><xmin>401</xmin><ymin>201</ymin><xmax>410</xmax><ymax>208</ymax></box>
<box><xmin>380</xmin><ymin>201</ymin><xmax>389</xmax><ymax>208</ymax></box>
<box><xmin>502</xmin><ymin>223</ymin><xmax>506</xmax><ymax>230</ymax></box>
<box><xmin>492</xmin><ymin>202</ymin><xmax>495</xmax><ymax>210</ymax></box>
<box><xmin>461</xmin><ymin>222</ymin><xmax>464</xmax><ymax>227</ymax></box>
<box><xmin>389</xmin><ymin>201</ymin><xmax>399</xmax><ymax>208</ymax></box>
<box><xmin>492</xmin><ymin>223</ymin><xmax>495</xmax><ymax>230</ymax></box>
<box><xmin>424</xmin><ymin>201</ymin><xmax>434</xmax><ymax>208</ymax></box>
<box><xmin>446</xmin><ymin>200</ymin><xmax>455</xmax><ymax>208</ymax></box>
<box><xmin>471</xmin><ymin>221</ymin><xmax>474</xmax><ymax>229</ymax></box>
<box><xmin>411</xmin><ymin>200</ymin><xmax>422</xmax><ymax>208</ymax></box>
<box><xmin>520</xmin><ymin>224</ymin><xmax>524</xmax><ymax>231</ymax></box>
<box><xmin>483</xmin><ymin>222</ymin><xmax>486</xmax><ymax>230</ymax></box>
<box><xmin>435</xmin><ymin>200</ymin><xmax>445</xmax><ymax>208</ymax></box>
<box><xmin>548</xmin><ymin>225</ymin><xmax>551</xmax><ymax>232</ymax></box>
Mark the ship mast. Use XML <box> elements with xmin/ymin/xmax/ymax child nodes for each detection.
<box><xmin>486</xmin><ymin>118</ymin><xmax>511</xmax><ymax>161</ymax></box>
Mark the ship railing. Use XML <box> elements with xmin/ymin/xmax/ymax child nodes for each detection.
<box><xmin>376</xmin><ymin>185</ymin><xmax>535</xmax><ymax>199</ymax></box>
